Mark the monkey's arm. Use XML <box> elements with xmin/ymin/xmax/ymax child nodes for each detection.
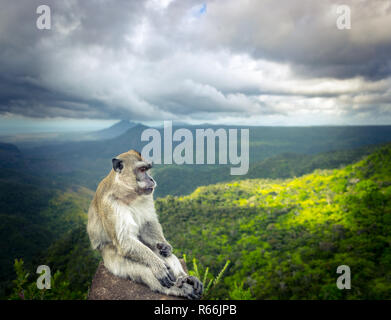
<box><xmin>139</xmin><ymin>221</ymin><xmax>172</xmax><ymax>257</ymax></box>
<box><xmin>112</xmin><ymin>236</ymin><xmax>176</xmax><ymax>288</ymax></box>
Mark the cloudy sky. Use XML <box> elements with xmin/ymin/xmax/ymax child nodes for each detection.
<box><xmin>0</xmin><ymin>0</ymin><xmax>391</xmax><ymax>133</ymax></box>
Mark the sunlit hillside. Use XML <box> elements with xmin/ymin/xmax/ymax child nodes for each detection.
<box><xmin>157</xmin><ymin>143</ymin><xmax>391</xmax><ymax>299</ymax></box>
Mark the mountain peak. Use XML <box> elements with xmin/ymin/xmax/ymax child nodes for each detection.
<box><xmin>90</xmin><ymin>120</ymin><xmax>137</xmax><ymax>140</ymax></box>
<box><xmin>116</xmin><ymin>119</ymin><xmax>133</xmax><ymax>126</ymax></box>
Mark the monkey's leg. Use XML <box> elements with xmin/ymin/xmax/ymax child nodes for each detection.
<box><xmin>162</xmin><ymin>253</ymin><xmax>187</xmax><ymax>278</ymax></box>
<box><xmin>101</xmin><ymin>245</ymin><xmax>201</xmax><ymax>299</ymax></box>
<box><xmin>101</xmin><ymin>244</ymin><xmax>173</xmax><ymax>291</ymax></box>
<box><xmin>139</xmin><ymin>221</ymin><xmax>172</xmax><ymax>256</ymax></box>
<box><xmin>163</xmin><ymin>253</ymin><xmax>203</xmax><ymax>298</ymax></box>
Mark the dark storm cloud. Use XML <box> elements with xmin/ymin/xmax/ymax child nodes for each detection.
<box><xmin>0</xmin><ymin>0</ymin><xmax>390</xmax><ymax>124</ymax></box>
<box><xmin>194</xmin><ymin>0</ymin><xmax>391</xmax><ymax>80</ymax></box>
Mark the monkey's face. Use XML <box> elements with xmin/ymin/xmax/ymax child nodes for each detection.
<box><xmin>112</xmin><ymin>150</ymin><xmax>156</xmax><ymax>196</ymax></box>
<box><xmin>133</xmin><ymin>160</ymin><xmax>156</xmax><ymax>195</ymax></box>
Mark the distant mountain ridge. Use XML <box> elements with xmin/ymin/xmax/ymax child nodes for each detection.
<box><xmin>0</xmin><ymin>120</ymin><xmax>139</xmax><ymax>148</ymax></box>
<box><xmin>0</xmin><ymin>142</ymin><xmax>20</xmax><ymax>153</ymax></box>
<box><xmin>86</xmin><ymin>120</ymin><xmax>137</xmax><ymax>140</ymax></box>
<box><xmin>9</xmin><ymin>125</ymin><xmax>391</xmax><ymax>193</ymax></box>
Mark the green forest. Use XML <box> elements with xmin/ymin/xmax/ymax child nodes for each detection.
<box><xmin>158</xmin><ymin>143</ymin><xmax>391</xmax><ymax>299</ymax></box>
<box><xmin>2</xmin><ymin>141</ymin><xmax>391</xmax><ymax>300</ymax></box>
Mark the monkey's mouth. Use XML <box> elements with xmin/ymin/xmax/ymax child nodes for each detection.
<box><xmin>144</xmin><ymin>187</ymin><xmax>154</xmax><ymax>194</ymax></box>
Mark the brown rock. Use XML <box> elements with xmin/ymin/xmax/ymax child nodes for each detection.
<box><xmin>88</xmin><ymin>260</ymin><xmax>188</xmax><ymax>300</ymax></box>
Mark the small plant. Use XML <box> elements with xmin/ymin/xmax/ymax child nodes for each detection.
<box><xmin>184</xmin><ymin>254</ymin><xmax>230</xmax><ymax>299</ymax></box>
<box><xmin>10</xmin><ymin>259</ymin><xmax>30</xmax><ymax>300</ymax></box>
<box><xmin>8</xmin><ymin>259</ymin><xmax>85</xmax><ymax>300</ymax></box>
<box><xmin>229</xmin><ymin>281</ymin><xmax>255</xmax><ymax>300</ymax></box>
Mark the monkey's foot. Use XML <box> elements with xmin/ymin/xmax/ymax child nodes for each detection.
<box><xmin>177</xmin><ymin>276</ymin><xmax>203</xmax><ymax>300</ymax></box>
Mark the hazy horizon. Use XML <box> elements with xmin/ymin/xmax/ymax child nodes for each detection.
<box><xmin>2</xmin><ymin>117</ymin><xmax>391</xmax><ymax>137</ymax></box>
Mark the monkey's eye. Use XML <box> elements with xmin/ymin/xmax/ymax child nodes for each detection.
<box><xmin>139</xmin><ymin>167</ymin><xmax>147</xmax><ymax>173</ymax></box>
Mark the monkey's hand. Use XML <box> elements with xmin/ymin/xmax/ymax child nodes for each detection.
<box><xmin>177</xmin><ymin>276</ymin><xmax>203</xmax><ymax>300</ymax></box>
<box><xmin>151</xmin><ymin>261</ymin><xmax>176</xmax><ymax>288</ymax></box>
<box><xmin>156</xmin><ymin>242</ymin><xmax>172</xmax><ymax>257</ymax></box>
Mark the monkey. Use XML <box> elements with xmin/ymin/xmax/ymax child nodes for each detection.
<box><xmin>87</xmin><ymin>149</ymin><xmax>203</xmax><ymax>299</ymax></box>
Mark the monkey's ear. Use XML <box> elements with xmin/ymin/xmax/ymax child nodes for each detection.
<box><xmin>112</xmin><ymin>158</ymin><xmax>123</xmax><ymax>172</ymax></box>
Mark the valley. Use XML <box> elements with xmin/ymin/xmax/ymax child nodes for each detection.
<box><xmin>1</xmin><ymin>122</ymin><xmax>391</xmax><ymax>299</ymax></box>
